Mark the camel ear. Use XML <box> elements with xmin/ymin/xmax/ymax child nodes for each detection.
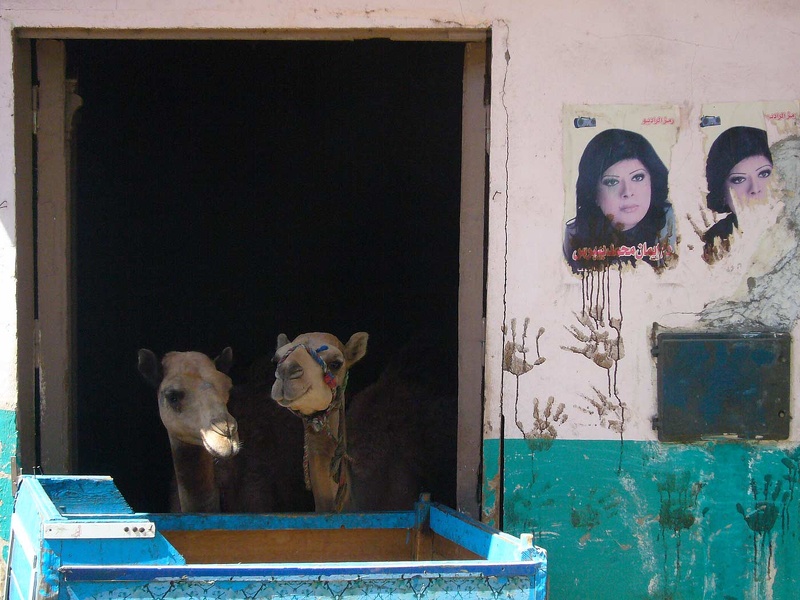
<box><xmin>214</xmin><ymin>347</ymin><xmax>233</xmax><ymax>374</ymax></box>
<box><xmin>276</xmin><ymin>333</ymin><xmax>290</xmax><ymax>349</ymax></box>
<box><xmin>137</xmin><ymin>349</ymin><xmax>162</xmax><ymax>388</ymax></box>
<box><xmin>344</xmin><ymin>332</ymin><xmax>369</xmax><ymax>366</ymax></box>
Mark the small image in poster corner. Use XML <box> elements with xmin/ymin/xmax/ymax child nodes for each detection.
<box><xmin>562</xmin><ymin>104</ymin><xmax>680</xmax><ymax>274</ymax></box>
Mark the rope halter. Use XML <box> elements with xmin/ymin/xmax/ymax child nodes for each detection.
<box><xmin>277</xmin><ymin>343</ymin><xmax>338</xmax><ymax>393</ymax></box>
<box><xmin>278</xmin><ymin>342</ymin><xmax>351</xmax><ymax>510</ymax></box>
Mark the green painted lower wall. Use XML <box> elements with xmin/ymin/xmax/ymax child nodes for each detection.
<box><xmin>484</xmin><ymin>438</ymin><xmax>800</xmax><ymax>600</ymax></box>
<box><xmin>3</xmin><ymin>416</ymin><xmax>799</xmax><ymax>598</ymax></box>
<box><xmin>0</xmin><ymin>409</ymin><xmax>16</xmax><ymax>567</ymax></box>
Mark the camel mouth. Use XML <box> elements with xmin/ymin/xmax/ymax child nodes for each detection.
<box><xmin>203</xmin><ymin>435</ymin><xmax>240</xmax><ymax>459</ymax></box>
<box><xmin>202</xmin><ymin>425</ymin><xmax>241</xmax><ymax>458</ymax></box>
<box><xmin>273</xmin><ymin>383</ymin><xmax>311</xmax><ymax>408</ymax></box>
<box><xmin>274</xmin><ymin>392</ymin><xmax>334</xmax><ymax>417</ymax></box>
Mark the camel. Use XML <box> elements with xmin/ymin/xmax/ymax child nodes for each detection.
<box><xmin>138</xmin><ymin>348</ymin><xmax>313</xmax><ymax>513</ymax></box>
<box><xmin>270</xmin><ymin>331</ymin><xmax>457</xmax><ymax>513</ymax></box>
<box><xmin>217</xmin><ymin>365</ymin><xmax>314</xmax><ymax>513</ymax></box>
<box><xmin>138</xmin><ymin>348</ymin><xmax>239</xmax><ymax>513</ymax></box>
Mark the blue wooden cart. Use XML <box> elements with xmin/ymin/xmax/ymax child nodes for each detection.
<box><xmin>6</xmin><ymin>475</ymin><xmax>547</xmax><ymax>599</ymax></box>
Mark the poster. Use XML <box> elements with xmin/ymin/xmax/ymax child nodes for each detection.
<box><xmin>562</xmin><ymin>104</ymin><xmax>680</xmax><ymax>273</ymax></box>
<box><xmin>696</xmin><ymin>101</ymin><xmax>799</xmax><ymax>263</ymax></box>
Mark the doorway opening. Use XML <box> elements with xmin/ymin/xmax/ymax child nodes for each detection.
<box><xmin>39</xmin><ymin>38</ymin><xmax>485</xmax><ymax>512</ymax></box>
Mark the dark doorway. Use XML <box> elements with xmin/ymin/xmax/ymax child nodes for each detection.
<box><xmin>67</xmin><ymin>39</ymin><xmax>464</xmax><ymax>511</ymax></box>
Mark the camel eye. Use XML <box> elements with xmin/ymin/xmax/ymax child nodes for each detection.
<box><xmin>328</xmin><ymin>360</ymin><xmax>343</xmax><ymax>371</ymax></box>
<box><xmin>163</xmin><ymin>389</ymin><xmax>185</xmax><ymax>409</ymax></box>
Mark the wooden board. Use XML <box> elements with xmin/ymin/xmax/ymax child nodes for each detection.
<box><xmin>432</xmin><ymin>532</ymin><xmax>482</xmax><ymax>560</ymax></box>
<box><xmin>162</xmin><ymin>527</ymin><xmax>416</xmax><ymax>563</ymax></box>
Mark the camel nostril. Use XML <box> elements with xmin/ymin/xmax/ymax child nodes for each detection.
<box><xmin>211</xmin><ymin>417</ymin><xmax>237</xmax><ymax>438</ymax></box>
<box><xmin>278</xmin><ymin>361</ymin><xmax>304</xmax><ymax>380</ymax></box>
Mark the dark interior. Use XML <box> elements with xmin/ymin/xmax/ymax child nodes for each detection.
<box><xmin>66</xmin><ymin>39</ymin><xmax>464</xmax><ymax>511</ymax></box>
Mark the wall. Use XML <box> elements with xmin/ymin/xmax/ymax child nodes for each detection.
<box><xmin>2</xmin><ymin>1</ymin><xmax>800</xmax><ymax>598</ymax></box>
<box><xmin>479</xmin><ymin>5</ymin><xmax>800</xmax><ymax>599</ymax></box>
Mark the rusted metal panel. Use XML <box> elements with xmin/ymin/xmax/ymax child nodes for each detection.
<box><xmin>653</xmin><ymin>332</ymin><xmax>790</xmax><ymax>441</ymax></box>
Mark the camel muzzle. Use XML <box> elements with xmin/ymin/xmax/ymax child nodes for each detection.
<box><xmin>202</xmin><ymin>416</ymin><xmax>241</xmax><ymax>457</ymax></box>
<box><xmin>277</xmin><ymin>360</ymin><xmax>304</xmax><ymax>381</ymax></box>
<box><xmin>276</xmin><ymin>343</ymin><xmax>338</xmax><ymax>389</ymax></box>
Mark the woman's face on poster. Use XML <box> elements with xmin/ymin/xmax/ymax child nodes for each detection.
<box><xmin>595</xmin><ymin>158</ymin><xmax>651</xmax><ymax>231</ymax></box>
<box><xmin>725</xmin><ymin>154</ymin><xmax>773</xmax><ymax>209</ymax></box>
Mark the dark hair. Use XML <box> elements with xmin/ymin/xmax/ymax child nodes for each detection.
<box><xmin>705</xmin><ymin>126</ymin><xmax>772</xmax><ymax>212</ymax></box>
<box><xmin>567</xmin><ymin>128</ymin><xmax>671</xmax><ymax>265</ymax></box>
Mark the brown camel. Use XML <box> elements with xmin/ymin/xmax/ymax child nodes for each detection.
<box><xmin>271</xmin><ymin>331</ymin><xmax>456</xmax><ymax>513</ymax></box>
<box><xmin>138</xmin><ymin>348</ymin><xmax>313</xmax><ymax>513</ymax></box>
<box><xmin>217</xmin><ymin>364</ymin><xmax>314</xmax><ymax>513</ymax></box>
<box><xmin>138</xmin><ymin>348</ymin><xmax>239</xmax><ymax>513</ymax></box>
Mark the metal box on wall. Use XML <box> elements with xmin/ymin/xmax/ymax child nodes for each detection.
<box><xmin>653</xmin><ymin>332</ymin><xmax>790</xmax><ymax>442</ymax></box>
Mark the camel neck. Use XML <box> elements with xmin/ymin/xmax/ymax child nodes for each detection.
<box><xmin>169</xmin><ymin>437</ymin><xmax>220</xmax><ymax>513</ymax></box>
<box><xmin>304</xmin><ymin>405</ymin><xmax>354</xmax><ymax>511</ymax></box>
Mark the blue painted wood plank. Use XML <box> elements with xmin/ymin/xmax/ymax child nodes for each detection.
<box><xmin>430</xmin><ymin>504</ymin><xmax>540</xmax><ymax>562</ymax></box>
<box><xmin>61</xmin><ymin>560</ymin><xmax>545</xmax><ymax>581</ymax></box>
<box><xmin>39</xmin><ymin>476</ymin><xmax>134</xmax><ymax>515</ymax></box>
<box><xmin>151</xmin><ymin>510</ymin><xmax>417</xmax><ymax>531</ymax></box>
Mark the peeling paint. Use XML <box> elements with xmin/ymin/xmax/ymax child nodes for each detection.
<box><xmin>699</xmin><ymin>136</ymin><xmax>800</xmax><ymax>329</ymax></box>
<box><xmin>483</xmin><ymin>466</ymin><xmax>502</xmax><ymax>526</ymax></box>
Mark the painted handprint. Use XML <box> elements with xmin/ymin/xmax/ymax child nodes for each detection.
<box><xmin>781</xmin><ymin>454</ymin><xmax>800</xmax><ymax>501</ymax></box>
<box><xmin>687</xmin><ymin>205</ymin><xmax>734</xmax><ymax>265</ymax></box>
<box><xmin>503</xmin><ymin>317</ymin><xmax>545</xmax><ymax>376</ymax></box>
<box><xmin>519</xmin><ymin>396</ymin><xmax>568</xmax><ymax>451</ymax></box>
<box><xmin>562</xmin><ymin>310</ymin><xmax>624</xmax><ymax>370</ymax></box>
<box><xmin>736</xmin><ymin>474</ymin><xmax>784</xmax><ymax>535</ymax></box>
<box><xmin>658</xmin><ymin>471</ymin><xmax>704</xmax><ymax>535</ymax></box>
<box><xmin>527</xmin><ymin>396</ymin><xmax>567</xmax><ymax>439</ymax></box>
<box><xmin>577</xmin><ymin>386</ymin><xmax>624</xmax><ymax>435</ymax></box>
<box><xmin>570</xmin><ymin>487</ymin><xmax>621</xmax><ymax>546</ymax></box>
<box><xmin>737</xmin><ymin>474</ymin><xmax>789</xmax><ymax>580</ymax></box>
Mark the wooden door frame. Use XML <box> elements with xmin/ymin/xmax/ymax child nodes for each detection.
<box><xmin>14</xmin><ymin>31</ymin><xmax>489</xmax><ymax>518</ymax></box>
<box><xmin>458</xmin><ymin>41</ymin><xmax>488</xmax><ymax>518</ymax></box>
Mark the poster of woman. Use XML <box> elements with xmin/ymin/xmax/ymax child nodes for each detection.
<box><xmin>562</xmin><ymin>105</ymin><xmax>679</xmax><ymax>273</ymax></box>
<box><xmin>698</xmin><ymin>101</ymin><xmax>797</xmax><ymax>264</ymax></box>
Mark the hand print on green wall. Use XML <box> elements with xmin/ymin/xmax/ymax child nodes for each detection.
<box><xmin>736</xmin><ymin>474</ymin><xmax>789</xmax><ymax>581</ymax></box>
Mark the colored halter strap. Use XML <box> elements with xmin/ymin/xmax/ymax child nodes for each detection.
<box><xmin>277</xmin><ymin>343</ymin><xmax>338</xmax><ymax>390</ymax></box>
<box><xmin>278</xmin><ymin>342</ymin><xmax>351</xmax><ymax>510</ymax></box>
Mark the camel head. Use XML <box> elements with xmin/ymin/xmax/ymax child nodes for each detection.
<box><xmin>137</xmin><ymin>348</ymin><xmax>241</xmax><ymax>458</ymax></box>
<box><xmin>271</xmin><ymin>332</ymin><xmax>368</xmax><ymax>416</ymax></box>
